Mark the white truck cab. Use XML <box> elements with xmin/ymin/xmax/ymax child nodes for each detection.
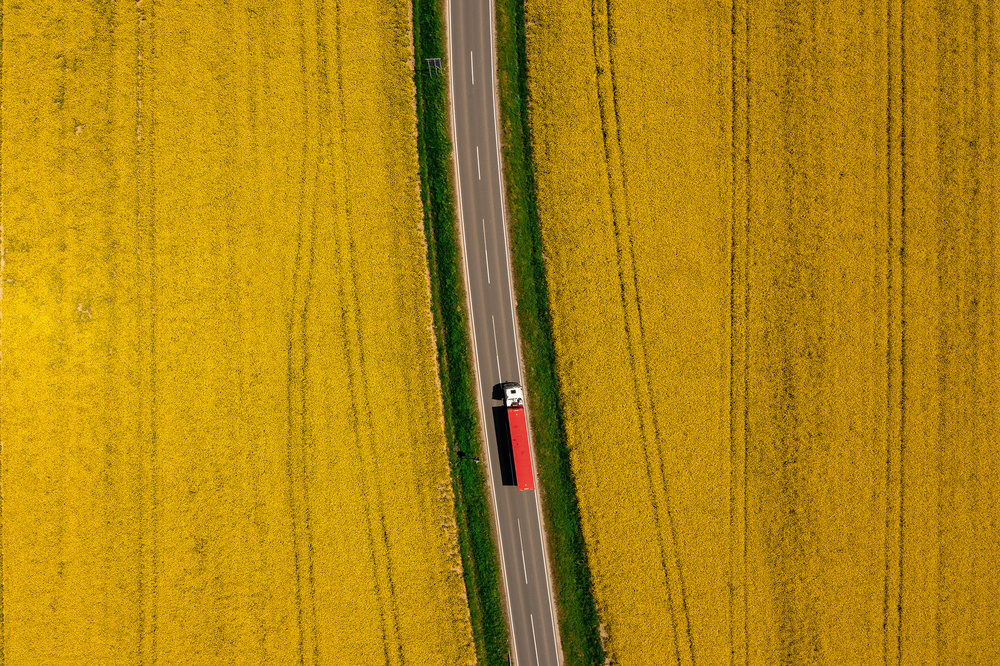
<box><xmin>502</xmin><ymin>382</ymin><xmax>524</xmax><ymax>407</ymax></box>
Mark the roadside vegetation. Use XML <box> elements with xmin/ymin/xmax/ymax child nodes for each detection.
<box><xmin>493</xmin><ymin>1</ymin><xmax>607</xmax><ymax>664</ymax></box>
<box><xmin>411</xmin><ymin>1</ymin><xmax>509</xmax><ymax>664</ymax></box>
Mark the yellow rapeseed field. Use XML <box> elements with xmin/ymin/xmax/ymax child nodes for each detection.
<box><xmin>1</xmin><ymin>1</ymin><xmax>474</xmax><ymax>664</ymax></box>
<box><xmin>526</xmin><ymin>0</ymin><xmax>998</xmax><ymax>664</ymax></box>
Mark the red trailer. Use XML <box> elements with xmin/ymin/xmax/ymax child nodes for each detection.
<box><xmin>503</xmin><ymin>383</ymin><xmax>535</xmax><ymax>491</ymax></box>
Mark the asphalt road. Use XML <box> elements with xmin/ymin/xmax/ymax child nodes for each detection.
<box><xmin>446</xmin><ymin>1</ymin><xmax>562</xmax><ymax>664</ymax></box>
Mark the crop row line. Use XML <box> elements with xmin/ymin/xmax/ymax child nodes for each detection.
<box><xmin>730</xmin><ymin>1</ymin><xmax>750</xmax><ymax>663</ymax></box>
<box><xmin>135</xmin><ymin>1</ymin><xmax>160</xmax><ymax>662</ymax></box>
<box><xmin>587</xmin><ymin>1</ymin><xmax>696</xmax><ymax>664</ymax></box>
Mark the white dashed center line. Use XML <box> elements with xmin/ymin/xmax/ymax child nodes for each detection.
<box><xmin>518</xmin><ymin>519</ymin><xmax>528</xmax><ymax>584</ymax></box>
<box><xmin>483</xmin><ymin>219</ymin><xmax>490</xmax><ymax>284</ymax></box>
<box><xmin>491</xmin><ymin>315</ymin><xmax>501</xmax><ymax>379</ymax></box>
<box><xmin>531</xmin><ymin>614</ymin><xmax>540</xmax><ymax>666</ymax></box>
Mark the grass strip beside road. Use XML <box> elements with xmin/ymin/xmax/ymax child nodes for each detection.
<box><xmin>493</xmin><ymin>1</ymin><xmax>607</xmax><ymax>664</ymax></box>
<box><xmin>412</xmin><ymin>1</ymin><xmax>508</xmax><ymax>664</ymax></box>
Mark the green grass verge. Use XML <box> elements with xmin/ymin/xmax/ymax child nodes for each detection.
<box><xmin>411</xmin><ymin>1</ymin><xmax>508</xmax><ymax>664</ymax></box>
<box><xmin>493</xmin><ymin>1</ymin><xmax>607</xmax><ymax>664</ymax></box>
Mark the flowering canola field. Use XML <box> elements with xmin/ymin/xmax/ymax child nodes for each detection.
<box><xmin>0</xmin><ymin>1</ymin><xmax>474</xmax><ymax>664</ymax></box>
<box><xmin>525</xmin><ymin>0</ymin><xmax>998</xmax><ymax>663</ymax></box>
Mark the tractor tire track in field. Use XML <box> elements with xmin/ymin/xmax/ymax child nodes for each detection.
<box><xmin>302</xmin><ymin>1</ymin><xmax>332</xmax><ymax>660</ymax></box>
<box><xmin>301</xmin><ymin>1</ymin><xmax>322</xmax><ymax>660</ymax></box>
<box><xmin>882</xmin><ymin>0</ymin><xmax>905</xmax><ymax>663</ymax></box>
<box><xmin>765</xmin><ymin>5</ymin><xmax>831</xmax><ymax>658</ymax></box>
<box><xmin>330</xmin><ymin>2</ymin><xmax>406</xmax><ymax>662</ymax></box>
<box><xmin>328</xmin><ymin>11</ymin><xmax>391</xmax><ymax>666</ymax></box>
<box><xmin>283</xmin><ymin>2</ymin><xmax>320</xmax><ymax>662</ymax></box>
<box><xmin>730</xmin><ymin>1</ymin><xmax>750</xmax><ymax>664</ymax></box>
<box><xmin>0</xmin><ymin>0</ymin><xmax>4</xmax><ymax>654</ymax></box>
<box><xmin>588</xmin><ymin>2</ymin><xmax>695</xmax><ymax>664</ymax></box>
<box><xmin>329</xmin><ymin>181</ymin><xmax>396</xmax><ymax>666</ymax></box>
<box><xmin>336</xmin><ymin>119</ymin><xmax>408</xmax><ymax>666</ymax></box>
<box><xmin>135</xmin><ymin>1</ymin><xmax>160</xmax><ymax>662</ymax></box>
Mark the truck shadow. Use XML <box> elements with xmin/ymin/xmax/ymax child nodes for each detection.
<box><xmin>491</xmin><ymin>405</ymin><xmax>517</xmax><ymax>487</ymax></box>
<box><xmin>490</xmin><ymin>383</ymin><xmax>506</xmax><ymax>401</ymax></box>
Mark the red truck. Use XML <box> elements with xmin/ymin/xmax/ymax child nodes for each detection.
<box><xmin>502</xmin><ymin>382</ymin><xmax>535</xmax><ymax>491</ymax></box>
